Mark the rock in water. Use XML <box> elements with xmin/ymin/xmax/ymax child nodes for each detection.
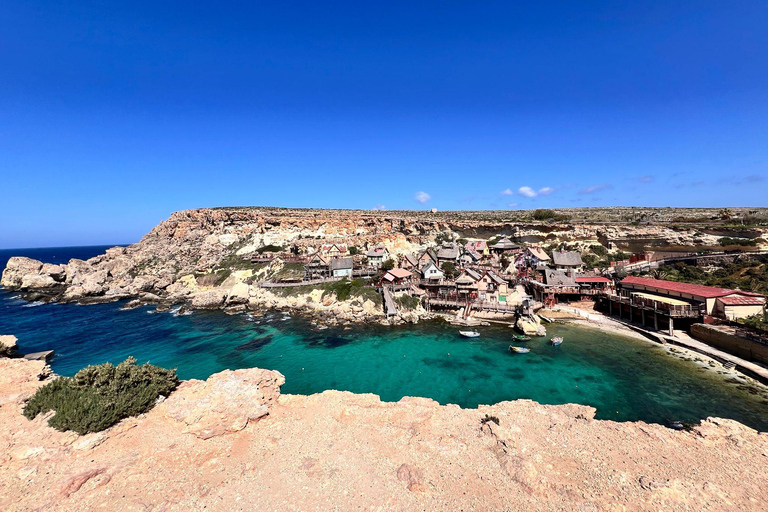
<box><xmin>0</xmin><ymin>335</ymin><xmax>18</xmax><ymax>357</ymax></box>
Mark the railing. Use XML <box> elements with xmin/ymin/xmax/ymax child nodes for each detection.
<box><xmin>605</xmin><ymin>294</ymin><xmax>703</xmax><ymax>317</ymax></box>
<box><xmin>258</xmin><ymin>277</ymin><xmax>342</xmax><ymax>288</ymax></box>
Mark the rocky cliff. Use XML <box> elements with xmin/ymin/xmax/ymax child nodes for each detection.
<box><xmin>2</xmin><ymin>207</ymin><xmax>765</xmax><ymax>320</ymax></box>
<box><xmin>2</xmin><ymin>357</ymin><xmax>767</xmax><ymax>511</ymax></box>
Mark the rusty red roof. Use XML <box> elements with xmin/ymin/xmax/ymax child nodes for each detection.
<box><xmin>717</xmin><ymin>294</ymin><xmax>766</xmax><ymax>306</ymax></box>
<box><xmin>620</xmin><ymin>276</ymin><xmax>742</xmax><ymax>298</ymax></box>
<box><xmin>576</xmin><ymin>276</ymin><xmax>611</xmax><ymax>283</ymax></box>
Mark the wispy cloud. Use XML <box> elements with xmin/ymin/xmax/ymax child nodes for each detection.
<box><xmin>500</xmin><ymin>188</ymin><xmax>513</xmax><ymax>196</ymax></box>
<box><xmin>415</xmin><ymin>191</ymin><xmax>431</xmax><ymax>204</ymax></box>
<box><xmin>638</xmin><ymin>175</ymin><xmax>654</xmax><ymax>183</ymax></box>
<box><xmin>579</xmin><ymin>184</ymin><xmax>612</xmax><ymax>195</ymax></box>
<box><xmin>517</xmin><ymin>186</ymin><xmax>555</xmax><ymax>198</ymax></box>
<box><xmin>372</xmin><ymin>204</ymin><xmax>386</xmax><ymax>211</ymax></box>
<box><xmin>507</xmin><ymin>202</ymin><xmax>518</xmax><ymax>208</ymax></box>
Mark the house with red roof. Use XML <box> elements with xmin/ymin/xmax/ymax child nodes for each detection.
<box><xmin>620</xmin><ymin>276</ymin><xmax>765</xmax><ymax>319</ymax></box>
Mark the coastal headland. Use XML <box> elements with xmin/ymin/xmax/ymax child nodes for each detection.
<box><xmin>2</xmin><ymin>356</ymin><xmax>768</xmax><ymax>511</ymax></box>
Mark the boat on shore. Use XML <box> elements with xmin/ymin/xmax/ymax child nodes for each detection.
<box><xmin>551</xmin><ymin>336</ymin><xmax>563</xmax><ymax>346</ymax></box>
<box><xmin>509</xmin><ymin>345</ymin><xmax>530</xmax><ymax>353</ymax></box>
<box><xmin>459</xmin><ymin>330</ymin><xmax>480</xmax><ymax>338</ymax></box>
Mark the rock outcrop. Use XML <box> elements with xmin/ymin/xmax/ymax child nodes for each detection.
<box><xmin>0</xmin><ymin>335</ymin><xmax>18</xmax><ymax>357</ymax></box>
<box><xmin>2</xmin><ymin>357</ymin><xmax>768</xmax><ymax>511</ymax></box>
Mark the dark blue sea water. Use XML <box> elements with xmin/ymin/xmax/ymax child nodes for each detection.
<box><xmin>2</xmin><ymin>246</ymin><xmax>768</xmax><ymax>431</ymax></box>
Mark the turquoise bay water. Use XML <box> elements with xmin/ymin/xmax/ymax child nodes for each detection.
<box><xmin>1</xmin><ymin>246</ymin><xmax>767</xmax><ymax>431</ymax></box>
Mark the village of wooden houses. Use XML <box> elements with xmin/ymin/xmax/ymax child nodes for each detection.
<box><xmin>251</xmin><ymin>236</ymin><xmax>768</xmax><ymax>354</ymax></box>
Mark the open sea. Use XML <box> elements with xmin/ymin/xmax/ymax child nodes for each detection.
<box><xmin>2</xmin><ymin>245</ymin><xmax>768</xmax><ymax>431</ymax></box>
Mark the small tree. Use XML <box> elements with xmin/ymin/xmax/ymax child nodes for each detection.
<box><xmin>441</xmin><ymin>261</ymin><xmax>456</xmax><ymax>279</ymax></box>
<box><xmin>381</xmin><ymin>259</ymin><xmax>395</xmax><ymax>271</ymax></box>
<box><xmin>349</xmin><ymin>246</ymin><xmax>361</xmax><ymax>256</ymax></box>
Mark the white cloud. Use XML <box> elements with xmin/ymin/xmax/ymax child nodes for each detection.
<box><xmin>517</xmin><ymin>186</ymin><xmax>555</xmax><ymax>198</ymax></box>
<box><xmin>537</xmin><ymin>187</ymin><xmax>555</xmax><ymax>196</ymax></box>
<box><xmin>638</xmin><ymin>175</ymin><xmax>654</xmax><ymax>183</ymax></box>
<box><xmin>415</xmin><ymin>191</ymin><xmax>431</xmax><ymax>204</ymax></box>
<box><xmin>372</xmin><ymin>204</ymin><xmax>386</xmax><ymax>211</ymax></box>
<box><xmin>501</xmin><ymin>188</ymin><xmax>513</xmax><ymax>196</ymax></box>
<box><xmin>508</xmin><ymin>203</ymin><xmax>519</xmax><ymax>208</ymax></box>
<box><xmin>579</xmin><ymin>184</ymin><xmax>612</xmax><ymax>195</ymax></box>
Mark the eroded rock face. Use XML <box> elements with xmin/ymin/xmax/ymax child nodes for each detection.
<box><xmin>1</xmin><ymin>257</ymin><xmax>43</xmax><ymax>288</ymax></box>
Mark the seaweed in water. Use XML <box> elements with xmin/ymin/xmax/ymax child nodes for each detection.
<box><xmin>235</xmin><ymin>335</ymin><xmax>274</xmax><ymax>352</ymax></box>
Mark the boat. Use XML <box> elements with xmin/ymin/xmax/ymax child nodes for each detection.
<box><xmin>512</xmin><ymin>334</ymin><xmax>531</xmax><ymax>341</ymax></box>
<box><xmin>550</xmin><ymin>336</ymin><xmax>563</xmax><ymax>346</ymax></box>
<box><xmin>509</xmin><ymin>345</ymin><xmax>530</xmax><ymax>353</ymax></box>
<box><xmin>459</xmin><ymin>330</ymin><xmax>480</xmax><ymax>338</ymax></box>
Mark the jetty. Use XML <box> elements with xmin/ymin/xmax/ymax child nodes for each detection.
<box><xmin>382</xmin><ymin>287</ymin><xmax>398</xmax><ymax>317</ymax></box>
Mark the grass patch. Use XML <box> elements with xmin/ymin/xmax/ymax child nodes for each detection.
<box><xmin>196</xmin><ymin>268</ymin><xmax>232</xmax><ymax>287</ymax></box>
<box><xmin>23</xmin><ymin>357</ymin><xmax>178</xmax><ymax>435</ymax></box>
<box><xmin>395</xmin><ymin>294</ymin><xmax>421</xmax><ymax>310</ymax></box>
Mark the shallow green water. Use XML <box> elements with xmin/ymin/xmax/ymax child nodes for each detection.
<box><xmin>3</xmin><ymin>289</ymin><xmax>768</xmax><ymax>431</ymax></box>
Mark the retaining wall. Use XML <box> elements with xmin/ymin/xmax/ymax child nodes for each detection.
<box><xmin>691</xmin><ymin>324</ymin><xmax>768</xmax><ymax>366</ymax></box>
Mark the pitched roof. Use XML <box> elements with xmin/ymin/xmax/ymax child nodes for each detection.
<box><xmin>436</xmin><ymin>244</ymin><xmax>460</xmax><ymax>260</ymax></box>
<box><xmin>527</xmin><ymin>246</ymin><xmax>550</xmax><ymax>261</ymax></box>
<box><xmin>330</xmin><ymin>257</ymin><xmax>354</xmax><ymax>270</ymax></box>
<box><xmin>456</xmin><ymin>269</ymin><xmax>482</xmax><ymax>284</ymax></box>
<box><xmin>307</xmin><ymin>253</ymin><xmax>328</xmax><ymax>265</ymax></box>
<box><xmin>386</xmin><ymin>268</ymin><xmax>412</xmax><ymax>279</ymax></box>
<box><xmin>575</xmin><ymin>276</ymin><xmax>611</xmax><ymax>283</ymax></box>
<box><xmin>421</xmin><ymin>261</ymin><xmax>442</xmax><ymax>274</ymax></box>
<box><xmin>366</xmin><ymin>245</ymin><xmax>389</xmax><ymax>257</ymax></box>
<box><xmin>460</xmin><ymin>250</ymin><xmax>481</xmax><ymax>261</ymax></box>
<box><xmin>552</xmin><ymin>250</ymin><xmax>584</xmax><ymax>267</ymax></box>
<box><xmin>717</xmin><ymin>294</ymin><xmax>766</xmax><ymax>306</ymax></box>
<box><xmin>620</xmin><ymin>276</ymin><xmax>750</xmax><ymax>299</ymax></box>
<box><xmin>543</xmin><ymin>270</ymin><xmax>576</xmax><ymax>286</ymax></box>
<box><xmin>484</xmin><ymin>271</ymin><xmax>506</xmax><ymax>285</ymax></box>
<box><xmin>403</xmin><ymin>254</ymin><xmax>418</xmax><ymax>266</ymax></box>
<box><xmin>491</xmin><ymin>237</ymin><xmax>519</xmax><ymax>250</ymax></box>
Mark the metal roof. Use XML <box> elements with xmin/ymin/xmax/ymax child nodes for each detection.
<box><xmin>543</xmin><ymin>269</ymin><xmax>576</xmax><ymax>286</ymax></box>
<box><xmin>620</xmin><ymin>276</ymin><xmax>754</xmax><ymax>299</ymax></box>
<box><xmin>717</xmin><ymin>295</ymin><xmax>766</xmax><ymax>306</ymax></box>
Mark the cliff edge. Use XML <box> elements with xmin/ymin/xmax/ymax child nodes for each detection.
<box><xmin>2</xmin><ymin>357</ymin><xmax>767</xmax><ymax>511</ymax></box>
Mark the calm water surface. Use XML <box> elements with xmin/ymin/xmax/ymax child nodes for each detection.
<box><xmin>1</xmin><ymin>246</ymin><xmax>767</xmax><ymax>431</ymax></box>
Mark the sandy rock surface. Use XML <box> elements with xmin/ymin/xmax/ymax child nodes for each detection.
<box><xmin>1</xmin><ymin>357</ymin><xmax>767</xmax><ymax>511</ymax></box>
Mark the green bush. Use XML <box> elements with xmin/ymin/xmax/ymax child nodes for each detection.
<box><xmin>23</xmin><ymin>357</ymin><xmax>179</xmax><ymax>435</ymax></box>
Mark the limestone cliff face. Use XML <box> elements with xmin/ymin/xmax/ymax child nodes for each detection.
<box><xmin>1</xmin><ymin>207</ymin><xmax>765</xmax><ymax>313</ymax></box>
<box><xmin>2</xmin><ymin>357</ymin><xmax>767</xmax><ymax>511</ymax></box>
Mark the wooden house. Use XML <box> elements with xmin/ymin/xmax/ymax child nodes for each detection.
<box><xmin>421</xmin><ymin>261</ymin><xmax>444</xmax><ymax>281</ymax></box>
<box><xmin>319</xmin><ymin>244</ymin><xmax>348</xmax><ymax>258</ymax></box>
<box><xmin>381</xmin><ymin>268</ymin><xmax>413</xmax><ymax>286</ymax></box>
<box><xmin>490</xmin><ymin>237</ymin><xmax>520</xmax><ymax>254</ymax></box>
<box><xmin>436</xmin><ymin>243</ymin><xmax>460</xmax><ymax>264</ymax></box>
<box><xmin>458</xmin><ymin>249</ymin><xmax>482</xmax><ymax>265</ymax></box>
<box><xmin>552</xmin><ymin>250</ymin><xmax>584</xmax><ymax>273</ymax></box>
<box><xmin>304</xmin><ymin>253</ymin><xmax>330</xmax><ymax>279</ymax></box>
<box><xmin>455</xmin><ymin>269</ymin><xmax>482</xmax><ymax>299</ymax></box>
<box><xmin>417</xmin><ymin>249</ymin><xmax>438</xmax><ymax>268</ymax></box>
<box><xmin>477</xmin><ymin>270</ymin><xmax>509</xmax><ymax>303</ymax></box>
<box><xmin>401</xmin><ymin>253</ymin><xmax>419</xmax><ymax>271</ymax></box>
<box><xmin>366</xmin><ymin>245</ymin><xmax>390</xmax><ymax>268</ymax></box>
<box><xmin>330</xmin><ymin>257</ymin><xmax>354</xmax><ymax>278</ymax></box>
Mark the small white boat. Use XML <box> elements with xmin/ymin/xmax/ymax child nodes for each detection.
<box><xmin>509</xmin><ymin>345</ymin><xmax>530</xmax><ymax>354</ymax></box>
<box><xmin>459</xmin><ymin>330</ymin><xmax>480</xmax><ymax>338</ymax></box>
<box><xmin>550</xmin><ymin>336</ymin><xmax>563</xmax><ymax>346</ymax></box>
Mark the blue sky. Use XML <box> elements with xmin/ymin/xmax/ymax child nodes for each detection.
<box><xmin>1</xmin><ymin>1</ymin><xmax>767</xmax><ymax>248</ymax></box>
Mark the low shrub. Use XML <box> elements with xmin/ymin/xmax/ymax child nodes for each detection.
<box><xmin>23</xmin><ymin>357</ymin><xmax>179</xmax><ymax>435</ymax></box>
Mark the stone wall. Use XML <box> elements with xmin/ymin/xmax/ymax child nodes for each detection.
<box><xmin>691</xmin><ymin>324</ymin><xmax>768</xmax><ymax>365</ymax></box>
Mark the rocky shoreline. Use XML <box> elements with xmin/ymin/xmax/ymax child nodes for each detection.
<box><xmin>2</xmin><ymin>356</ymin><xmax>768</xmax><ymax>511</ymax></box>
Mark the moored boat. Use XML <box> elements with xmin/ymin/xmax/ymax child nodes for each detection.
<box><xmin>459</xmin><ymin>330</ymin><xmax>480</xmax><ymax>338</ymax></box>
<box><xmin>509</xmin><ymin>345</ymin><xmax>530</xmax><ymax>353</ymax></box>
<box><xmin>550</xmin><ymin>336</ymin><xmax>563</xmax><ymax>346</ymax></box>
<box><xmin>512</xmin><ymin>334</ymin><xmax>531</xmax><ymax>341</ymax></box>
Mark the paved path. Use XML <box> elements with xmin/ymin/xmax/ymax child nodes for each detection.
<box><xmin>382</xmin><ymin>287</ymin><xmax>397</xmax><ymax>317</ymax></box>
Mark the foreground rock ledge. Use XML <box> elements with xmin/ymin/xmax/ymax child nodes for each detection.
<box><xmin>1</xmin><ymin>358</ymin><xmax>766</xmax><ymax>512</ymax></box>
